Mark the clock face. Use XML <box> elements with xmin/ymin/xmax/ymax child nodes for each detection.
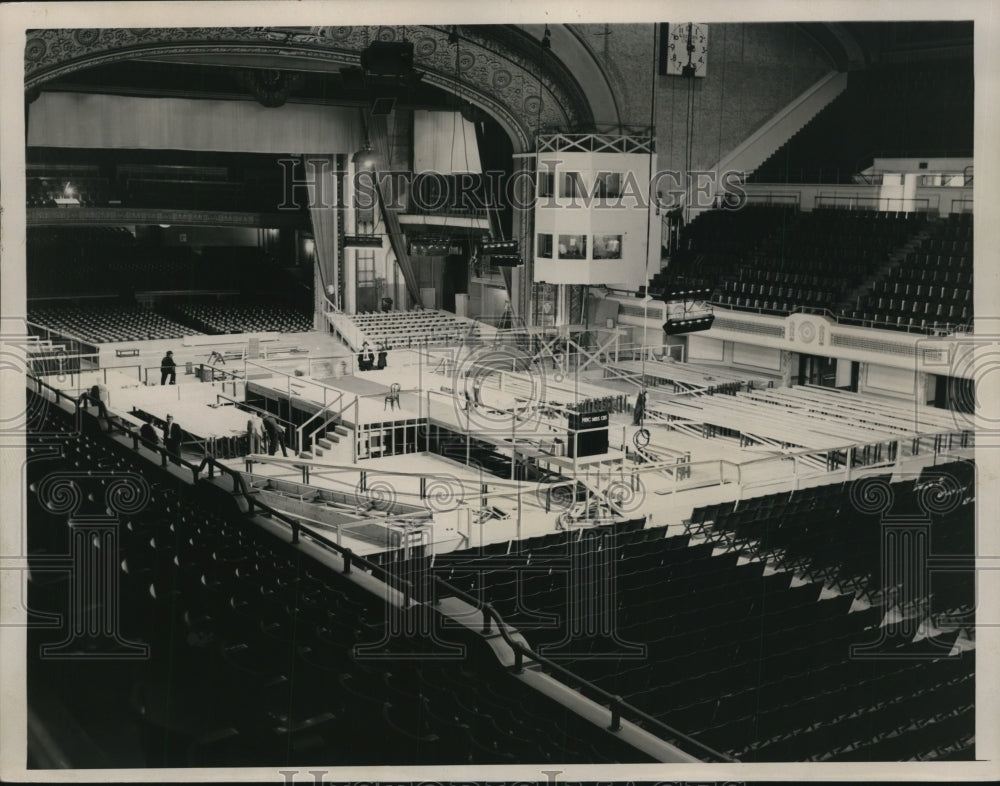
<box><xmin>666</xmin><ymin>22</ymin><xmax>708</xmax><ymax>77</ymax></box>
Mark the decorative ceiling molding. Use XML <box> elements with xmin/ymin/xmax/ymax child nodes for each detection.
<box><xmin>24</xmin><ymin>25</ymin><xmax>598</xmax><ymax>152</ymax></box>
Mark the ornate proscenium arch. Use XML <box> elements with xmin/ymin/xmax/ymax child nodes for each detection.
<box><xmin>24</xmin><ymin>25</ymin><xmax>596</xmax><ymax>152</ymax></box>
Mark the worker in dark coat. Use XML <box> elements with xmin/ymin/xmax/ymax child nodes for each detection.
<box><xmin>163</xmin><ymin>414</ymin><xmax>183</xmax><ymax>464</ymax></box>
<box><xmin>139</xmin><ymin>421</ymin><xmax>159</xmax><ymax>451</ymax></box>
<box><xmin>262</xmin><ymin>414</ymin><xmax>288</xmax><ymax>457</ymax></box>
<box><xmin>160</xmin><ymin>351</ymin><xmax>177</xmax><ymax>385</ymax></box>
<box><xmin>633</xmin><ymin>390</ymin><xmax>647</xmax><ymax>427</ymax></box>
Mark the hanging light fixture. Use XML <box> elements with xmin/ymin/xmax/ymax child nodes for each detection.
<box><xmin>352</xmin><ymin>141</ymin><xmax>377</xmax><ymax>170</ymax></box>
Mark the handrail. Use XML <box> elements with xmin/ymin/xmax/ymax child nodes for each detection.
<box><xmin>293</xmin><ymin>388</ymin><xmax>345</xmax><ymax>454</ymax></box>
<box><xmin>25</xmin><ymin>320</ymin><xmax>101</xmax><ymax>354</ymax></box>
<box><xmin>29</xmin><ymin>373</ymin><xmax>417</xmax><ymax>606</ymax></box>
<box><xmin>428</xmin><ymin>575</ymin><xmax>736</xmax><ymax>762</ymax></box>
<box><xmin>303</xmin><ymin>393</ymin><xmax>351</xmax><ymax>454</ymax></box>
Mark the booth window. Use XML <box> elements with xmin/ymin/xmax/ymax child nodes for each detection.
<box><xmin>537</xmin><ymin>233</ymin><xmax>553</xmax><ymax>258</ymax></box>
<box><xmin>592</xmin><ymin>234</ymin><xmax>622</xmax><ymax>259</ymax></box>
<box><xmin>558</xmin><ymin>235</ymin><xmax>587</xmax><ymax>259</ymax></box>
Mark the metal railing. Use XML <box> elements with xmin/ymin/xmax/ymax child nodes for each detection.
<box><xmin>951</xmin><ymin>198</ymin><xmax>974</xmax><ymax>215</ymax></box>
<box><xmin>30</xmin><ymin>373</ymin><xmax>736</xmax><ymax>761</ymax></box>
<box><xmin>26</xmin><ymin>320</ymin><xmax>101</xmax><ymax>361</ymax></box>
<box><xmin>299</xmin><ymin>391</ymin><xmax>349</xmax><ymax>455</ymax></box>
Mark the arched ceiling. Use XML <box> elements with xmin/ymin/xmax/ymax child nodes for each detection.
<box><xmin>24</xmin><ymin>25</ymin><xmax>598</xmax><ymax>153</ymax></box>
<box><xmin>24</xmin><ymin>22</ymin><xmax>971</xmax><ymax>151</ymax></box>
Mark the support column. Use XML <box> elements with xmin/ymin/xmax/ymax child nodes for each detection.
<box><xmin>343</xmin><ymin>160</ymin><xmax>358</xmax><ymax>314</ymax></box>
<box><xmin>511</xmin><ymin>156</ymin><xmax>535</xmax><ymax>323</ymax></box>
<box><xmin>917</xmin><ymin>371</ymin><xmax>932</xmax><ymax>406</ymax></box>
<box><xmin>779</xmin><ymin>350</ymin><xmax>795</xmax><ymax>387</ymax></box>
<box><xmin>306</xmin><ymin>155</ymin><xmax>341</xmax><ymax>327</ymax></box>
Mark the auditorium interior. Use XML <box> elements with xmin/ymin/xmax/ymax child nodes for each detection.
<box><xmin>11</xmin><ymin>19</ymin><xmax>986</xmax><ymax>768</ymax></box>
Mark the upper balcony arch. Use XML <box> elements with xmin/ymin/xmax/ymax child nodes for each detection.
<box><xmin>23</xmin><ymin>25</ymin><xmax>606</xmax><ymax>154</ymax></box>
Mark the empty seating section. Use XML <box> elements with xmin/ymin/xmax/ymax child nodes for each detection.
<box><xmin>660</xmin><ymin>206</ymin><xmax>925</xmax><ymax>315</ymax></box>
<box><xmin>751</xmin><ymin>58</ymin><xmax>973</xmax><ymax>184</ymax></box>
<box><xmin>349</xmin><ymin>309</ymin><xmax>481</xmax><ymax>348</ymax></box>
<box><xmin>389</xmin><ymin>486</ymin><xmax>974</xmax><ymax>761</ymax></box>
<box><xmin>28</xmin><ymin>304</ymin><xmax>201</xmax><ymax>343</ymax></box>
<box><xmin>171</xmin><ymin>301</ymin><xmax>313</xmax><ymax>334</ymax></box>
<box><xmin>693</xmin><ymin>464</ymin><xmax>974</xmax><ymax>610</ymax></box>
<box><xmin>842</xmin><ymin>212</ymin><xmax>973</xmax><ymax>332</ymax></box>
<box><xmin>28</xmin><ymin>229</ymin><xmax>313</xmax><ymax>339</ymax></box>
<box><xmin>26</xmin><ymin>395</ymin><xmax>651</xmax><ymax>766</ymax></box>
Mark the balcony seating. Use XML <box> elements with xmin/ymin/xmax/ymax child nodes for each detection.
<box><xmin>841</xmin><ymin>212</ymin><xmax>973</xmax><ymax>334</ymax></box>
<box><xmin>28</xmin><ymin>303</ymin><xmax>202</xmax><ymax>343</ymax></box>
<box><xmin>658</xmin><ymin>206</ymin><xmax>926</xmax><ymax>316</ymax></box>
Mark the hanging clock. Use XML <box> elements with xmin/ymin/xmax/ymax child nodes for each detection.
<box><xmin>665</xmin><ymin>23</ymin><xmax>708</xmax><ymax>78</ymax></box>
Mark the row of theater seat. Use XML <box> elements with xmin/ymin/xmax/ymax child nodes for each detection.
<box><xmin>171</xmin><ymin>302</ymin><xmax>314</xmax><ymax>334</ymax></box>
<box><xmin>733</xmin><ymin>268</ymin><xmax>862</xmax><ymax>288</ymax></box>
<box><xmin>872</xmin><ymin>280</ymin><xmax>972</xmax><ymax>299</ymax></box>
<box><xmin>892</xmin><ymin>260</ymin><xmax>971</xmax><ymax>283</ymax></box>
<box><xmin>853</xmin><ymin>297</ymin><xmax>970</xmax><ymax>317</ymax></box>
<box><xmin>28</xmin><ymin>299</ymin><xmax>314</xmax><ymax>344</ymax></box>
<box><xmin>349</xmin><ymin>309</ymin><xmax>478</xmax><ymax>348</ymax></box>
